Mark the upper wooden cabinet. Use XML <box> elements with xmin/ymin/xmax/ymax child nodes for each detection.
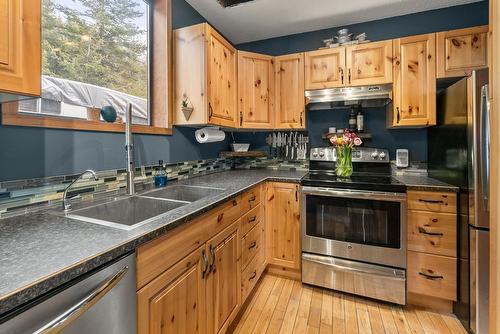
<box><xmin>392</xmin><ymin>33</ymin><xmax>436</xmax><ymax>127</ymax></box>
<box><xmin>304</xmin><ymin>47</ymin><xmax>346</xmax><ymax>89</ymax></box>
<box><xmin>275</xmin><ymin>53</ymin><xmax>305</xmax><ymax>129</ymax></box>
<box><xmin>174</xmin><ymin>23</ymin><xmax>237</xmax><ymax>127</ymax></box>
<box><xmin>346</xmin><ymin>40</ymin><xmax>393</xmax><ymax>86</ymax></box>
<box><xmin>0</xmin><ymin>0</ymin><xmax>41</xmax><ymax>99</ymax></box>
<box><xmin>237</xmin><ymin>51</ymin><xmax>275</xmax><ymax>129</ymax></box>
<box><xmin>437</xmin><ymin>25</ymin><xmax>489</xmax><ymax>78</ymax></box>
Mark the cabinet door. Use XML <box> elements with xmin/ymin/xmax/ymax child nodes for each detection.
<box><xmin>237</xmin><ymin>51</ymin><xmax>274</xmax><ymax>129</ymax></box>
<box><xmin>393</xmin><ymin>34</ymin><xmax>436</xmax><ymax>127</ymax></box>
<box><xmin>437</xmin><ymin>26</ymin><xmax>489</xmax><ymax>78</ymax></box>
<box><xmin>275</xmin><ymin>53</ymin><xmax>305</xmax><ymax>129</ymax></box>
<box><xmin>137</xmin><ymin>246</ymin><xmax>207</xmax><ymax>334</ymax></box>
<box><xmin>265</xmin><ymin>182</ymin><xmax>301</xmax><ymax>269</ymax></box>
<box><xmin>207</xmin><ymin>26</ymin><xmax>237</xmax><ymax>128</ymax></box>
<box><xmin>206</xmin><ymin>222</ymin><xmax>240</xmax><ymax>334</ymax></box>
<box><xmin>0</xmin><ymin>0</ymin><xmax>40</xmax><ymax>96</ymax></box>
<box><xmin>346</xmin><ymin>40</ymin><xmax>393</xmax><ymax>86</ymax></box>
<box><xmin>304</xmin><ymin>47</ymin><xmax>346</xmax><ymax>89</ymax></box>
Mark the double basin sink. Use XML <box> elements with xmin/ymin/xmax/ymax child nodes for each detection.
<box><xmin>61</xmin><ymin>185</ymin><xmax>225</xmax><ymax>230</ymax></box>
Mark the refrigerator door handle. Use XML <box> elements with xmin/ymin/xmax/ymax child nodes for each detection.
<box><xmin>480</xmin><ymin>84</ymin><xmax>490</xmax><ymax>210</ymax></box>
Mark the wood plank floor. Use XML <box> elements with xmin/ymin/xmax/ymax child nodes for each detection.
<box><xmin>231</xmin><ymin>273</ymin><xmax>467</xmax><ymax>334</ymax></box>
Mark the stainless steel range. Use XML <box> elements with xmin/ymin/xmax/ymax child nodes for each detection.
<box><xmin>301</xmin><ymin>147</ymin><xmax>407</xmax><ymax>305</ymax></box>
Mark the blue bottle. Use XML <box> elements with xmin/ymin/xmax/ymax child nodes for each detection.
<box><xmin>154</xmin><ymin>160</ymin><xmax>167</xmax><ymax>187</ymax></box>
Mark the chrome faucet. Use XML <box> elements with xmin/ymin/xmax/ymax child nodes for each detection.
<box><xmin>125</xmin><ymin>103</ymin><xmax>135</xmax><ymax>195</ymax></box>
<box><xmin>63</xmin><ymin>170</ymin><xmax>98</xmax><ymax>212</ymax></box>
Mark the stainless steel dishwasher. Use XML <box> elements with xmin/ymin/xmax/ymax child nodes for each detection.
<box><xmin>0</xmin><ymin>253</ymin><xmax>136</xmax><ymax>334</ymax></box>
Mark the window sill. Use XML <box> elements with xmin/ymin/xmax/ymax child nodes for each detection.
<box><xmin>1</xmin><ymin>102</ymin><xmax>172</xmax><ymax>135</ymax></box>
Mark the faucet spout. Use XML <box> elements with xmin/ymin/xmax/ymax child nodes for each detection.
<box><xmin>125</xmin><ymin>103</ymin><xmax>135</xmax><ymax>195</ymax></box>
<box><xmin>63</xmin><ymin>170</ymin><xmax>98</xmax><ymax>212</ymax></box>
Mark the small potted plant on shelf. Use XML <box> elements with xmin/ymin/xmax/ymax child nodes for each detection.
<box><xmin>330</xmin><ymin>129</ymin><xmax>362</xmax><ymax>178</ymax></box>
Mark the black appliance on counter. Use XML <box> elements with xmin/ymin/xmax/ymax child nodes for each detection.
<box><xmin>300</xmin><ymin>147</ymin><xmax>407</xmax><ymax>305</ymax></box>
<box><xmin>428</xmin><ymin>69</ymin><xmax>490</xmax><ymax>334</ymax></box>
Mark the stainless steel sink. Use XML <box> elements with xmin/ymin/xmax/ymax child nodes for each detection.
<box><xmin>65</xmin><ymin>196</ymin><xmax>186</xmax><ymax>230</ymax></box>
<box><xmin>140</xmin><ymin>185</ymin><xmax>225</xmax><ymax>202</ymax></box>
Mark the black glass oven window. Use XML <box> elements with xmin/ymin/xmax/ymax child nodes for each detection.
<box><xmin>305</xmin><ymin>195</ymin><xmax>401</xmax><ymax>248</ymax></box>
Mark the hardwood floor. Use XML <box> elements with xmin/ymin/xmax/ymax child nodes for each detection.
<box><xmin>231</xmin><ymin>273</ymin><xmax>467</xmax><ymax>334</ymax></box>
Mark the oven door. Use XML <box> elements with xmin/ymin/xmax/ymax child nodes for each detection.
<box><xmin>301</xmin><ymin>186</ymin><xmax>407</xmax><ymax>268</ymax></box>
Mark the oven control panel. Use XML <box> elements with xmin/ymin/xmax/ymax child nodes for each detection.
<box><xmin>310</xmin><ymin>147</ymin><xmax>390</xmax><ymax>162</ymax></box>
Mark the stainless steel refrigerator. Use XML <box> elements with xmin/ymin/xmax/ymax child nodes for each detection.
<box><xmin>428</xmin><ymin>69</ymin><xmax>490</xmax><ymax>334</ymax></box>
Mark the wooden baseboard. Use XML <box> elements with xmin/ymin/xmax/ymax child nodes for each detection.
<box><xmin>266</xmin><ymin>264</ymin><xmax>301</xmax><ymax>280</ymax></box>
<box><xmin>407</xmin><ymin>292</ymin><xmax>453</xmax><ymax>313</ymax></box>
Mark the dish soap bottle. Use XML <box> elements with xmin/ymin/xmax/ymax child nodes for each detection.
<box><xmin>154</xmin><ymin>160</ymin><xmax>167</xmax><ymax>187</ymax></box>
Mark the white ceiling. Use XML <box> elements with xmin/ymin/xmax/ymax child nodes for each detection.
<box><xmin>185</xmin><ymin>0</ymin><xmax>483</xmax><ymax>44</ymax></box>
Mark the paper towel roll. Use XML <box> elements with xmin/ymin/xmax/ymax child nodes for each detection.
<box><xmin>195</xmin><ymin>127</ymin><xmax>226</xmax><ymax>143</ymax></box>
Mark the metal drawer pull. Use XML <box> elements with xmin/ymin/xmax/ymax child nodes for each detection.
<box><xmin>247</xmin><ymin>216</ymin><xmax>257</xmax><ymax>223</ymax></box>
<box><xmin>248</xmin><ymin>241</ymin><xmax>257</xmax><ymax>250</ymax></box>
<box><xmin>248</xmin><ymin>195</ymin><xmax>256</xmax><ymax>202</ymax></box>
<box><xmin>201</xmin><ymin>250</ymin><xmax>209</xmax><ymax>278</ymax></box>
<box><xmin>34</xmin><ymin>266</ymin><xmax>129</xmax><ymax>334</ymax></box>
<box><xmin>418</xmin><ymin>272</ymin><xmax>444</xmax><ymax>280</ymax></box>
<box><xmin>249</xmin><ymin>271</ymin><xmax>257</xmax><ymax>280</ymax></box>
<box><xmin>418</xmin><ymin>227</ymin><xmax>444</xmax><ymax>236</ymax></box>
<box><xmin>217</xmin><ymin>213</ymin><xmax>224</xmax><ymax>222</ymax></box>
<box><xmin>418</xmin><ymin>199</ymin><xmax>444</xmax><ymax>204</ymax></box>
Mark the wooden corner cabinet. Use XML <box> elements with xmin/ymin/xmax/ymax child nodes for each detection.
<box><xmin>0</xmin><ymin>0</ymin><xmax>41</xmax><ymax>99</ymax></box>
<box><xmin>274</xmin><ymin>53</ymin><xmax>306</xmax><ymax>129</ymax></box>
<box><xmin>174</xmin><ymin>23</ymin><xmax>237</xmax><ymax>127</ymax></box>
<box><xmin>237</xmin><ymin>51</ymin><xmax>275</xmax><ymax>129</ymax></box>
<box><xmin>392</xmin><ymin>33</ymin><xmax>437</xmax><ymax>127</ymax></box>
<box><xmin>437</xmin><ymin>25</ymin><xmax>489</xmax><ymax>78</ymax></box>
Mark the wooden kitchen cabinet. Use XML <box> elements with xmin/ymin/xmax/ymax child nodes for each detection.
<box><xmin>237</xmin><ymin>51</ymin><xmax>275</xmax><ymax>129</ymax></box>
<box><xmin>174</xmin><ymin>23</ymin><xmax>237</xmax><ymax>127</ymax></box>
<box><xmin>437</xmin><ymin>25</ymin><xmax>489</xmax><ymax>78</ymax></box>
<box><xmin>205</xmin><ymin>222</ymin><xmax>241</xmax><ymax>334</ymax></box>
<box><xmin>345</xmin><ymin>40</ymin><xmax>393</xmax><ymax>86</ymax></box>
<box><xmin>304</xmin><ymin>47</ymin><xmax>346</xmax><ymax>89</ymax></box>
<box><xmin>0</xmin><ymin>0</ymin><xmax>41</xmax><ymax>98</ymax></box>
<box><xmin>274</xmin><ymin>53</ymin><xmax>306</xmax><ymax>129</ymax></box>
<box><xmin>392</xmin><ymin>33</ymin><xmax>437</xmax><ymax>127</ymax></box>
<box><xmin>265</xmin><ymin>182</ymin><xmax>301</xmax><ymax>270</ymax></box>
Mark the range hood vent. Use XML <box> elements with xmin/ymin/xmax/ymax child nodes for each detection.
<box><xmin>305</xmin><ymin>84</ymin><xmax>392</xmax><ymax>110</ymax></box>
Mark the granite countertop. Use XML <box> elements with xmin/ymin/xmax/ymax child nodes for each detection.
<box><xmin>0</xmin><ymin>169</ymin><xmax>306</xmax><ymax>317</ymax></box>
<box><xmin>393</xmin><ymin>174</ymin><xmax>459</xmax><ymax>192</ymax></box>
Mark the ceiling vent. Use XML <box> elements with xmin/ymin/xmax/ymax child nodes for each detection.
<box><xmin>217</xmin><ymin>0</ymin><xmax>254</xmax><ymax>8</ymax></box>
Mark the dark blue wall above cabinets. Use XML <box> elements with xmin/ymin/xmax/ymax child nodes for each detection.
<box><xmin>0</xmin><ymin>0</ymin><xmax>227</xmax><ymax>182</ymax></box>
<box><xmin>237</xmin><ymin>1</ymin><xmax>489</xmax><ymax>55</ymax></box>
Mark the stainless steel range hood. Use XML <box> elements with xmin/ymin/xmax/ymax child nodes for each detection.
<box><xmin>305</xmin><ymin>84</ymin><xmax>392</xmax><ymax>110</ymax></box>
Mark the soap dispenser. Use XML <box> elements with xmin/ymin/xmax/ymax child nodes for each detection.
<box><xmin>153</xmin><ymin>160</ymin><xmax>167</xmax><ymax>187</ymax></box>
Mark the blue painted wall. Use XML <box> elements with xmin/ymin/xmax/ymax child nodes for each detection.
<box><xmin>0</xmin><ymin>0</ymin><xmax>231</xmax><ymax>182</ymax></box>
<box><xmin>235</xmin><ymin>1</ymin><xmax>489</xmax><ymax>162</ymax></box>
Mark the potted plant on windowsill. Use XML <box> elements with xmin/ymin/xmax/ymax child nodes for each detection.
<box><xmin>329</xmin><ymin>129</ymin><xmax>363</xmax><ymax>178</ymax></box>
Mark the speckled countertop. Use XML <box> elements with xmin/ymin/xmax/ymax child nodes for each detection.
<box><xmin>393</xmin><ymin>174</ymin><xmax>459</xmax><ymax>192</ymax></box>
<box><xmin>0</xmin><ymin>169</ymin><xmax>305</xmax><ymax>317</ymax></box>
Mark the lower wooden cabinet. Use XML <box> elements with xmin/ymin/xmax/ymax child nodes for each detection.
<box><xmin>265</xmin><ymin>182</ymin><xmax>301</xmax><ymax>270</ymax></box>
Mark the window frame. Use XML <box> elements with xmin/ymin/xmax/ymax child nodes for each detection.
<box><xmin>1</xmin><ymin>0</ymin><xmax>173</xmax><ymax>135</ymax></box>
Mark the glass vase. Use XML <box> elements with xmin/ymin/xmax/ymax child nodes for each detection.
<box><xmin>336</xmin><ymin>146</ymin><xmax>353</xmax><ymax>178</ymax></box>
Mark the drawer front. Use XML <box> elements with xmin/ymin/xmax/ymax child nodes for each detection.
<box><xmin>240</xmin><ymin>205</ymin><xmax>262</xmax><ymax>237</ymax></box>
<box><xmin>407</xmin><ymin>210</ymin><xmax>457</xmax><ymax>257</ymax></box>
<box><xmin>241</xmin><ymin>185</ymin><xmax>262</xmax><ymax>214</ymax></box>
<box><xmin>241</xmin><ymin>244</ymin><xmax>265</xmax><ymax>301</ymax></box>
<box><xmin>408</xmin><ymin>251</ymin><xmax>457</xmax><ymax>301</ymax></box>
<box><xmin>241</xmin><ymin>222</ymin><xmax>264</xmax><ymax>269</ymax></box>
<box><xmin>407</xmin><ymin>190</ymin><xmax>457</xmax><ymax>213</ymax></box>
<box><xmin>136</xmin><ymin>196</ymin><xmax>242</xmax><ymax>289</ymax></box>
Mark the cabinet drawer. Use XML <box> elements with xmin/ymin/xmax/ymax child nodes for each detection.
<box><xmin>136</xmin><ymin>196</ymin><xmax>242</xmax><ymax>289</ymax></box>
<box><xmin>408</xmin><ymin>210</ymin><xmax>457</xmax><ymax>257</ymax></box>
<box><xmin>240</xmin><ymin>205</ymin><xmax>262</xmax><ymax>237</ymax></box>
<box><xmin>407</xmin><ymin>190</ymin><xmax>457</xmax><ymax>213</ymax></box>
<box><xmin>241</xmin><ymin>185</ymin><xmax>261</xmax><ymax>213</ymax></box>
<box><xmin>408</xmin><ymin>251</ymin><xmax>457</xmax><ymax>301</ymax></box>
<box><xmin>241</xmin><ymin>246</ymin><xmax>265</xmax><ymax>302</ymax></box>
<box><xmin>241</xmin><ymin>222</ymin><xmax>264</xmax><ymax>269</ymax></box>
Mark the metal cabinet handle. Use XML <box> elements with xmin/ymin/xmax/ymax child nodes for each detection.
<box><xmin>249</xmin><ymin>271</ymin><xmax>257</xmax><ymax>281</ymax></box>
<box><xmin>418</xmin><ymin>199</ymin><xmax>444</xmax><ymax>204</ymax></box>
<box><xmin>34</xmin><ymin>266</ymin><xmax>129</xmax><ymax>334</ymax></box>
<box><xmin>201</xmin><ymin>249</ymin><xmax>209</xmax><ymax>279</ymax></box>
<box><xmin>209</xmin><ymin>244</ymin><xmax>216</xmax><ymax>274</ymax></box>
<box><xmin>300</xmin><ymin>112</ymin><xmax>303</xmax><ymax>126</ymax></box>
<box><xmin>396</xmin><ymin>107</ymin><xmax>400</xmax><ymax>124</ymax></box>
<box><xmin>217</xmin><ymin>213</ymin><xmax>224</xmax><ymax>222</ymax></box>
<box><xmin>348</xmin><ymin>68</ymin><xmax>351</xmax><ymax>84</ymax></box>
<box><xmin>209</xmin><ymin>102</ymin><xmax>214</xmax><ymax>120</ymax></box>
<box><xmin>248</xmin><ymin>195</ymin><xmax>256</xmax><ymax>202</ymax></box>
<box><xmin>247</xmin><ymin>216</ymin><xmax>257</xmax><ymax>224</ymax></box>
<box><xmin>418</xmin><ymin>272</ymin><xmax>444</xmax><ymax>280</ymax></box>
<box><xmin>240</xmin><ymin>111</ymin><xmax>243</xmax><ymax>126</ymax></box>
<box><xmin>248</xmin><ymin>241</ymin><xmax>257</xmax><ymax>250</ymax></box>
<box><xmin>418</xmin><ymin>227</ymin><xmax>444</xmax><ymax>236</ymax></box>
<box><xmin>339</xmin><ymin>67</ymin><xmax>344</xmax><ymax>84</ymax></box>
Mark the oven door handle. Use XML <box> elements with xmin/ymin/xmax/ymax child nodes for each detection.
<box><xmin>301</xmin><ymin>186</ymin><xmax>406</xmax><ymax>202</ymax></box>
